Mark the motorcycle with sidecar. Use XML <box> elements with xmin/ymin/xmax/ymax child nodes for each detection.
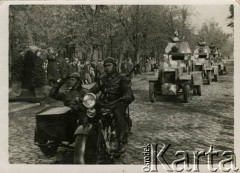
<box><xmin>147</xmin><ymin>41</ymin><xmax>203</xmax><ymax>103</ymax></box>
<box><xmin>34</xmin><ymin>93</ymin><xmax>132</xmax><ymax>164</ymax></box>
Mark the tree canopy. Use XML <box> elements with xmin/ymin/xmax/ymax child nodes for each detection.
<box><xmin>227</xmin><ymin>4</ymin><xmax>234</xmax><ymax>28</ymax></box>
<box><xmin>9</xmin><ymin>5</ymin><xmax>233</xmax><ymax>65</ymax></box>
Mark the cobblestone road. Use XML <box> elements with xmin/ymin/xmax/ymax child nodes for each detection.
<box><xmin>9</xmin><ymin>61</ymin><xmax>234</xmax><ymax>165</ymax></box>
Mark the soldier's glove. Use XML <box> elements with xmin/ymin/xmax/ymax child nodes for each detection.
<box><xmin>82</xmin><ymin>116</ymin><xmax>88</xmax><ymax>127</ymax></box>
<box><xmin>54</xmin><ymin>78</ymin><xmax>67</xmax><ymax>88</ymax></box>
<box><xmin>123</xmin><ymin>95</ymin><xmax>133</xmax><ymax>105</ymax></box>
<box><xmin>60</xmin><ymin>77</ymin><xmax>68</xmax><ymax>84</ymax></box>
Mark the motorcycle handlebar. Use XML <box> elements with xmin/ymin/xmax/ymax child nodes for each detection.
<box><xmin>99</xmin><ymin>97</ymin><xmax>125</xmax><ymax>107</ymax></box>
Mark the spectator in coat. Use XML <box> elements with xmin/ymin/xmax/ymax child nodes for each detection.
<box><xmin>57</xmin><ymin>56</ymin><xmax>70</xmax><ymax>79</ymax></box>
<box><xmin>69</xmin><ymin>57</ymin><xmax>80</xmax><ymax>74</ymax></box>
<box><xmin>22</xmin><ymin>46</ymin><xmax>38</xmax><ymax>90</ymax></box>
<box><xmin>126</xmin><ymin>59</ymin><xmax>134</xmax><ymax>78</ymax></box>
<box><xmin>47</xmin><ymin>47</ymin><xmax>59</xmax><ymax>86</ymax></box>
<box><xmin>96</xmin><ymin>60</ymin><xmax>104</xmax><ymax>81</ymax></box>
<box><xmin>83</xmin><ymin>61</ymin><xmax>92</xmax><ymax>84</ymax></box>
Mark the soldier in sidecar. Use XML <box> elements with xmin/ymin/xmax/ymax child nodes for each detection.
<box><xmin>34</xmin><ymin>72</ymin><xmax>87</xmax><ymax>156</ymax></box>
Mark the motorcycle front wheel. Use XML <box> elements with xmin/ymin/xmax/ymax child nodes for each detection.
<box><xmin>39</xmin><ymin>140</ymin><xmax>59</xmax><ymax>156</ymax></box>
<box><xmin>74</xmin><ymin>129</ymin><xmax>99</xmax><ymax>164</ymax></box>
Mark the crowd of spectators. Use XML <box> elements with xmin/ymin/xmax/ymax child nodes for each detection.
<box><xmin>13</xmin><ymin>46</ymin><xmax>159</xmax><ymax>89</ymax></box>
<box><xmin>44</xmin><ymin>48</ymin><xmax>106</xmax><ymax>86</ymax></box>
<box><xmin>16</xmin><ymin>46</ymin><xmax>106</xmax><ymax>88</ymax></box>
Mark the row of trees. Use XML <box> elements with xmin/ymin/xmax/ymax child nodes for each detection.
<box><xmin>9</xmin><ymin>5</ymin><xmax>233</xmax><ymax>66</ymax></box>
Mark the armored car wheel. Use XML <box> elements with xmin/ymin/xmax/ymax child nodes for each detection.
<box><xmin>183</xmin><ymin>84</ymin><xmax>190</xmax><ymax>103</ymax></box>
<box><xmin>214</xmin><ymin>74</ymin><xmax>218</xmax><ymax>82</ymax></box>
<box><xmin>224</xmin><ymin>66</ymin><xmax>227</xmax><ymax>74</ymax></box>
<box><xmin>196</xmin><ymin>85</ymin><xmax>202</xmax><ymax>96</ymax></box>
<box><xmin>219</xmin><ymin>70</ymin><xmax>223</xmax><ymax>75</ymax></box>
<box><xmin>39</xmin><ymin>140</ymin><xmax>59</xmax><ymax>156</ymax></box>
<box><xmin>149</xmin><ymin>82</ymin><xmax>156</xmax><ymax>102</ymax></box>
<box><xmin>207</xmin><ymin>71</ymin><xmax>211</xmax><ymax>85</ymax></box>
<box><xmin>193</xmin><ymin>87</ymin><xmax>197</xmax><ymax>95</ymax></box>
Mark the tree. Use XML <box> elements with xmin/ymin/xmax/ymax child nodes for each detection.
<box><xmin>198</xmin><ymin>20</ymin><xmax>232</xmax><ymax>57</ymax></box>
<box><xmin>10</xmin><ymin>5</ymin><xmax>231</xmax><ymax>73</ymax></box>
<box><xmin>227</xmin><ymin>4</ymin><xmax>234</xmax><ymax>28</ymax></box>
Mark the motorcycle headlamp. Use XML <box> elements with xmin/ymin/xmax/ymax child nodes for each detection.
<box><xmin>83</xmin><ymin>93</ymin><xmax>96</xmax><ymax>109</ymax></box>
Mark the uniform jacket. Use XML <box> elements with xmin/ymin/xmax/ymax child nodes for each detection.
<box><xmin>90</xmin><ymin>72</ymin><xmax>134</xmax><ymax>104</ymax></box>
<box><xmin>49</xmin><ymin>81</ymin><xmax>87</xmax><ymax>112</ymax></box>
<box><xmin>47</xmin><ymin>54</ymin><xmax>59</xmax><ymax>80</ymax></box>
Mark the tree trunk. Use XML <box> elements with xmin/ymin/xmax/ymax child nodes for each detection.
<box><xmin>133</xmin><ymin>48</ymin><xmax>138</xmax><ymax>64</ymax></box>
<box><xmin>118</xmin><ymin>50</ymin><xmax>124</xmax><ymax>72</ymax></box>
<box><xmin>89</xmin><ymin>45</ymin><xmax>94</xmax><ymax>61</ymax></box>
<box><xmin>110</xmin><ymin>37</ymin><xmax>113</xmax><ymax>57</ymax></box>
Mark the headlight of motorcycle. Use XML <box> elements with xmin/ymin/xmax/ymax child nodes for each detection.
<box><xmin>83</xmin><ymin>93</ymin><xmax>96</xmax><ymax>109</ymax></box>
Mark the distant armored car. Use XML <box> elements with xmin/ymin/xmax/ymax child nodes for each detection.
<box><xmin>193</xmin><ymin>41</ymin><xmax>219</xmax><ymax>84</ymax></box>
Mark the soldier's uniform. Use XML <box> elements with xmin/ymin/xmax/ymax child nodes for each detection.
<box><xmin>49</xmin><ymin>72</ymin><xmax>87</xmax><ymax>140</ymax></box>
<box><xmin>49</xmin><ymin>73</ymin><xmax>87</xmax><ymax>112</ymax></box>
<box><xmin>89</xmin><ymin>57</ymin><xmax>134</xmax><ymax>153</ymax></box>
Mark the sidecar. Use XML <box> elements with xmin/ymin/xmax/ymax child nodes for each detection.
<box><xmin>34</xmin><ymin>106</ymin><xmax>77</xmax><ymax>156</ymax></box>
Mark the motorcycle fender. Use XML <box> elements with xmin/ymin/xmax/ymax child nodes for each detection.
<box><xmin>74</xmin><ymin>124</ymin><xmax>93</xmax><ymax>136</ymax></box>
<box><xmin>191</xmin><ymin>72</ymin><xmax>203</xmax><ymax>85</ymax></box>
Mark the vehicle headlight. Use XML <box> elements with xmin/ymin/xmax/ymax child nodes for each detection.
<box><xmin>83</xmin><ymin>93</ymin><xmax>96</xmax><ymax>109</ymax></box>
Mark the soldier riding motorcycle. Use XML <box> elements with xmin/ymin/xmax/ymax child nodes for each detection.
<box><xmin>34</xmin><ymin>59</ymin><xmax>134</xmax><ymax>163</ymax></box>
<box><xmin>89</xmin><ymin>57</ymin><xmax>134</xmax><ymax>153</ymax></box>
<box><xmin>73</xmin><ymin>57</ymin><xmax>134</xmax><ymax>164</ymax></box>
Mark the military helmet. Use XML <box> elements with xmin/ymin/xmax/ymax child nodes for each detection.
<box><xmin>68</xmin><ymin>72</ymin><xmax>81</xmax><ymax>80</ymax></box>
<box><xmin>104</xmin><ymin>57</ymin><xmax>117</xmax><ymax>66</ymax></box>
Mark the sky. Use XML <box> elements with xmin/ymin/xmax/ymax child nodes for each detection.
<box><xmin>189</xmin><ymin>5</ymin><xmax>233</xmax><ymax>34</ymax></box>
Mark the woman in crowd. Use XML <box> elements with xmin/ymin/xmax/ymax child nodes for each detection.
<box><xmin>46</xmin><ymin>47</ymin><xmax>59</xmax><ymax>86</ymax></box>
<box><xmin>22</xmin><ymin>46</ymin><xmax>39</xmax><ymax>90</ymax></box>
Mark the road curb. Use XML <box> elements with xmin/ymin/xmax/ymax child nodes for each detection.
<box><xmin>9</xmin><ymin>103</ymin><xmax>40</xmax><ymax>113</ymax></box>
<box><xmin>132</xmin><ymin>76</ymin><xmax>146</xmax><ymax>83</ymax></box>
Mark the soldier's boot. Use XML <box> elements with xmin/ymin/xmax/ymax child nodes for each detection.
<box><xmin>118</xmin><ymin>133</ymin><xmax>127</xmax><ymax>154</ymax></box>
<box><xmin>118</xmin><ymin>142</ymin><xmax>126</xmax><ymax>154</ymax></box>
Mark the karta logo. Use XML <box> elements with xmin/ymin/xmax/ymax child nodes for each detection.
<box><xmin>142</xmin><ymin>144</ymin><xmax>238</xmax><ymax>172</ymax></box>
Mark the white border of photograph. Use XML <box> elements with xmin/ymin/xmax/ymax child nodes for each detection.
<box><xmin>1</xmin><ymin>0</ymin><xmax>239</xmax><ymax>172</ymax></box>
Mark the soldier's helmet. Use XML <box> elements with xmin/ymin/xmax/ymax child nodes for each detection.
<box><xmin>104</xmin><ymin>57</ymin><xmax>117</xmax><ymax>66</ymax></box>
<box><xmin>68</xmin><ymin>72</ymin><xmax>81</xmax><ymax>80</ymax></box>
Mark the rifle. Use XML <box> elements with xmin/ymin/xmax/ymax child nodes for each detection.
<box><xmin>126</xmin><ymin>58</ymin><xmax>143</xmax><ymax>79</ymax></box>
